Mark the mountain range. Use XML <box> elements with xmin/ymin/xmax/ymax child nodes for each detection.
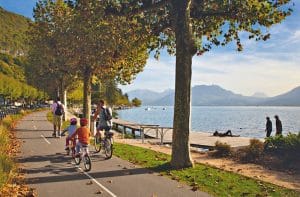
<box><xmin>127</xmin><ymin>85</ymin><xmax>300</xmax><ymax>106</ymax></box>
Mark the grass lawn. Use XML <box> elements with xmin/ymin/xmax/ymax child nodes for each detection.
<box><xmin>113</xmin><ymin>143</ymin><xmax>299</xmax><ymax>197</ymax></box>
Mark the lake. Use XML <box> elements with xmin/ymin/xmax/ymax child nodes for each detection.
<box><xmin>117</xmin><ymin>106</ymin><xmax>300</xmax><ymax>138</ymax></box>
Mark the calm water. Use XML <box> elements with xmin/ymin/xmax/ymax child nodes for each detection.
<box><xmin>117</xmin><ymin>106</ymin><xmax>300</xmax><ymax>138</ymax></box>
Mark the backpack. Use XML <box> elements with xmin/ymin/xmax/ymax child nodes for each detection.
<box><xmin>103</xmin><ymin>107</ymin><xmax>112</xmax><ymax>121</ymax></box>
<box><xmin>55</xmin><ymin>103</ymin><xmax>63</xmax><ymax>116</ymax></box>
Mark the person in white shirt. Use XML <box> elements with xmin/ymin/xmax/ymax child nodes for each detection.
<box><xmin>51</xmin><ymin>97</ymin><xmax>65</xmax><ymax>137</ymax></box>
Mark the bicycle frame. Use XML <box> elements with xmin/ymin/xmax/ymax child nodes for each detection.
<box><xmin>74</xmin><ymin>144</ymin><xmax>91</xmax><ymax>171</ymax></box>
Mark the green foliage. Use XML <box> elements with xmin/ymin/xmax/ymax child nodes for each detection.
<box><xmin>68</xmin><ymin>83</ymin><xmax>84</xmax><ymax>104</ymax></box>
<box><xmin>212</xmin><ymin>141</ymin><xmax>232</xmax><ymax>157</ymax></box>
<box><xmin>0</xmin><ymin>73</ymin><xmax>44</xmax><ymax>101</ymax></box>
<box><xmin>131</xmin><ymin>97</ymin><xmax>142</xmax><ymax>107</ymax></box>
<box><xmin>0</xmin><ymin>7</ymin><xmax>30</xmax><ymax>56</ymax></box>
<box><xmin>124</xmin><ymin>133</ymin><xmax>134</xmax><ymax>139</ymax></box>
<box><xmin>113</xmin><ymin>143</ymin><xmax>299</xmax><ymax>197</ymax></box>
<box><xmin>0</xmin><ymin>53</ymin><xmax>26</xmax><ymax>81</ymax></box>
<box><xmin>264</xmin><ymin>132</ymin><xmax>300</xmax><ymax>162</ymax></box>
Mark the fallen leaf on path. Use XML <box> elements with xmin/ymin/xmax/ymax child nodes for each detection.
<box><xmin>107</xmin><ymin>180</ymin><xmax>113</xmax><ymax>183</ymax></box>
<box><xmin>86</xmin><ymin>181</ymin><xmax>93</xmax><ymax>185</ymax></box>
<box><xmin>95</xmin><ymin>190</ymin><xmax>103</xmax><ymax>194</ymax></box>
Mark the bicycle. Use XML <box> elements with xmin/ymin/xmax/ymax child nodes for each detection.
<box><xmin>94</xmin><ymin>131</ymin><xmax>114</xmax><ymax>159</ymax></box>
<box><xmin>74</xmin><ymin>144</ymin><xmax>92</xmax><ymax>172</ymax></box>
<box><xmin>66</xmin><ymin>139</ymin><xmax>76</xmax><ymax>156</ymax></box>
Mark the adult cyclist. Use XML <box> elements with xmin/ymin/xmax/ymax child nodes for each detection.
<box><xmin>92</xmin><ymin>100</ymin><xmax>112</xmax><ymax>140</ymax></box>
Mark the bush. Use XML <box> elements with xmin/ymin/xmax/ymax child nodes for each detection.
<box><xmin>264</xmin><ymin>132</ymin><xmax>300</xmax><ymax>163</ymax></box>
<box><xmin>124</xmin><ymin>133</ymin><xmax>134</xmax><ymax>139</ymax></box>
<box><xmin>239</xmin><ymin>139</ymin><xmax>264</xmax><ymax>163</ymax></box>
<box><xmin>212</xmin><ymin>141</ymin><xmax>231</xmax><ymax>157</ymax></box>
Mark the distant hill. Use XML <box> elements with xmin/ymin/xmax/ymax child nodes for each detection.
<box><xmin>127</xmin><ymin>85</ymin><xmax>300</xmax><ymax>106</ymax></box>
<box><xmin>127</xmin><ymin>89</ymin><xmax>174</xmax><ymax>105</ymax></box>
<box><xmin>258</xmin><ymin>87</ymin><xmax>300</xmax><ymax>106</ymax></box>
<box><xmin>0</xmin><ymin>53</ymin><xmax>26</xmax><ymax>81</ymax></box>
<box><xmin>0</xmin><ymin>7</ymin><xmax>30</xmax><ymax>56</ymax></box>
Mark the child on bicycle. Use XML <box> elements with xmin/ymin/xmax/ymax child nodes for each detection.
<box><xmin>69</xmin><ymin>118</ymin><xmax>91</xmax><ymax>156</ymax></box>
<box><xmin>61</xmin><ymin>118</ymin><xmax>77</xmax><ymax>152</ymax></box>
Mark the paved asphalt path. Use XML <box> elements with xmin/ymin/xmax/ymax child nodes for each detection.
<box><xmin>16</xmin><ymin>111</ymin><xmax>210</xmax><ymax>197</ymax></box>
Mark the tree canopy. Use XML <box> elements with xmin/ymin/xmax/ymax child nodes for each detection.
<box><xmin>106</xmin><ymin>0</ymin><xmax>294</xmax><ymax>169</ymax></box>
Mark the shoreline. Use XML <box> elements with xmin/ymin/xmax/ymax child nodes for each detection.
<box><xmin>113</xmin><ymin>118</ymin><xmax>258</xmax><ymax>148</ymax></box>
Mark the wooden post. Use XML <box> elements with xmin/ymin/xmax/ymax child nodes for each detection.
<box><xmin>131</xmin><ymin>129</ymin><xmax>136</xmax><ymax>138</ymax></box>
<box><xmin>141</xmin><ymin>127</ymin><xmax>144</xmax><ymax>143</ymax></box>
<box><xmin>160</xmin><ymin>128</ymin><xmax>164</xmax><ymax>145</ymax></box>
<box><xmin>123</xmin><ymin>126</ymin><xmax>126</xmax><ymax>139</ymax></box>
<box><xmin>156</xmin><ymin>126</ymin><xmax>159</xmax><ymax>138</ymax></box>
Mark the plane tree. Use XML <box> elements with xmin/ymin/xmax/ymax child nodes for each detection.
<box><xmin>106</xmin><ymin>0</ymin><xmax>293</xmax><ymax>168</ymax></box>
<box><xmin>28</xmin><ymin>0</ymin><xmax>78</xmax><ymax>113</ymax></box>
<box><xmin>66</xmin><ymin>0</ymin><xmax>150</xmax><ymax>125</ymax></box>
<box><xmin>29</xmin><ymin>0</ymin><xmax>149</xmax><ymax>125</ymax></box>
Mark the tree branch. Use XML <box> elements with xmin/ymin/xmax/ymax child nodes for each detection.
<box><xmin>105</xmin><ymin>0</ymin><xmax>171</xmax><ymax>16</ymax></box>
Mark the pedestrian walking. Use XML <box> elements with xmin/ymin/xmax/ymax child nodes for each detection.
<box><xmin>274</xmin><ymin>115</ymin><xmax>282</xmax><ymax>136</ymax></box>
<box><xmin>51</xmin><ymin>97</ymin><xmax>65</xmax><ymax>137</ymax></box>
<box><xmin>265</xmin><ymin>116</ymin><xmax>272</xmax><ymax>137</ymax></box>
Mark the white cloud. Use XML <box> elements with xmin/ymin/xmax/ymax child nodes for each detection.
<box><xmin>122</xmin><ymin>9</ymin><xmax>300</xmax><ymax>96</ymax></box>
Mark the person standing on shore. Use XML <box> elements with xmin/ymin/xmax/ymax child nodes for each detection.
<box><xmin>51</xmin><ymin>97</ymin><xmax>65</xmax><ymax>137</ymax></box>
<box><xmin>265</xmin><ymin>117</ymin><xmax>272</xmax><ymax>137</ymax></box>
<box><xmin>274</xmin><ymin>115</ymin><xmax>282</xmax><ymax>136</ymax></box>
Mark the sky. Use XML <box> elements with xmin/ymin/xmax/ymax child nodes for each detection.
<box><xmin>0</xmin><ymin>1</ymin><xmax>299</xmax><ymax>97</ymax></box>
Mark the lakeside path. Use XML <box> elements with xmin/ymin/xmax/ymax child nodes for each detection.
<box><xmin>15</xmin><ymin>111</ymin><xmax>210</xmax><ymax>197</ymax></box>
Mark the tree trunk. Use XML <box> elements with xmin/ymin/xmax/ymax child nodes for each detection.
<box><xmin>83</xmin><ymin>67</ymin><xmax>92</xmax><ymax>128</ymax></box>
<box><xmin>59</xmin><ymin>80</ymin><xmax>67</xmax><ymax>121</ymax></box>
<box><xmin>170</xmin><ymin>0</ymin><xmax>194</xmax><ymax>169</ymax></box>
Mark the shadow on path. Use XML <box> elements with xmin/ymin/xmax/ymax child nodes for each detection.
<box><xmin>26</xmin><ymin>167</ymin><xmax>153</xmax><ymax>184</ymax></box>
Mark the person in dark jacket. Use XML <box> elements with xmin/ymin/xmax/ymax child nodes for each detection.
<box><xmin>265</xmin><ymin>116</ymin><xmax>272</xmax><ymax>137</ymax></box>
<box><xmin>274</xmin><ymin>115</ymin><xmax>282</xmax><ymax>135</ymax></box>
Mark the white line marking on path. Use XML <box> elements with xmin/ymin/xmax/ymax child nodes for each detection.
<box><xmin>41</xmin><ymin>135</ymin><xmax>51</xmax><ymax>144</ymax></box>
<box><xmin>78</xmin><ymin>167</ymin><xmax>117</xmax><ymax>197</ymax></box>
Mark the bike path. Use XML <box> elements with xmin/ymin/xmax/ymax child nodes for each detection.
<box><xmin>16</xmin><ymin>111</ymin><xmax>210</xmax><ymax>197</ymax></box>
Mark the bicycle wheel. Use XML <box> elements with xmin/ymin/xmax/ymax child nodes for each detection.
<box><xmin>83</xmin><ymin>154</ymin><xmax>92</xmax><ymax>171</ymax></box>
<box><xmin>104</xmin><ymin>138</ymin><xmax>113</xmax><ymax>159</ymax></box>
<box><xmin>94</xmin><ymin>135</ymin><xmax>102</xmax><ymax>153</ymax></box>
<box><xmin>74</xmin><ymin>155</ymin><xmax>81</xmax><ymax>165</ymax></box>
